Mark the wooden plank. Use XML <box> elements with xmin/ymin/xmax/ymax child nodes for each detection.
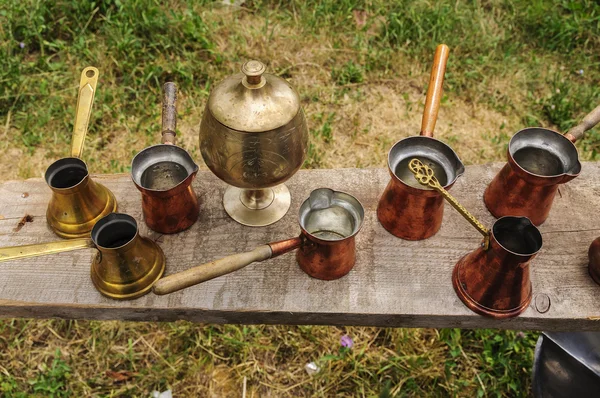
<box><xmin>0</xmin><ymin>163</ymin><xmax>599</xmax><ymax>331</ymax></box>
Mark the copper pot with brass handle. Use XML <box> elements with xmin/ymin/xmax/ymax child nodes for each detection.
<box><xmin>409</xmin><ymin>159</ymin><xmax>543</xmax><ymax>319</ymax></box>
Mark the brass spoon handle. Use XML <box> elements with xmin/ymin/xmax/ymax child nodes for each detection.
<box><xmin>0</xmin><ymin>238</ymin><xmax>95</xmax><ymax>263</ymax></box>
<box><xmin>71</xmin><ymin>67</ymin><xmax>99</xmax><ymax>158</ymax></box>
<box><xmin>409</xmin><ymin>158</ymin><xmax>490</xmax><ymax>241</ymax></box>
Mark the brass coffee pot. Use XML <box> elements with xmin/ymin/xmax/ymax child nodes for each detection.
<box><xmin>45</xmin><ymin>67</ymin><xmax>117</xmax><ymax>238</ymax></box>
<box><xmin>200</xmin><ymin>60</ymin><xmax>309</xmax><ymax>227</ymax></box>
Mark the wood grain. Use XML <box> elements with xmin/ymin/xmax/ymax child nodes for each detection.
<box><xmin>0</xmin><ymin>164</ymin><xmax>599</xmax><ymax>331</ymax></box>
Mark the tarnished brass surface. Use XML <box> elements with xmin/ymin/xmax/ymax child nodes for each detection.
<box><xmin>409</xmin><ymin>158</ymin><xmax>490</xmax><ymax>250</ymax></box>
<box><xmin>71</xmin><ymin>67</ymin><xmax>98</xmax><ymax>158</ymax></box>
<box><xmin>46</xmin><ymin>171</ymin><xmax>117</xmax><ymax>239</ymax></box>
<box><xmin>0</xmin><ymin>238</ymin><xmax>94</xmax><ymax>262</ymax></box>
<box><xmin>0</xmin><ymin>213</ymin><xmax>164</xmax><ymax>300</ymax></box>
<box><xmin>200</xmin><ymin>60</ymin><xmax>308</xmax><ymax>226</ymax></box>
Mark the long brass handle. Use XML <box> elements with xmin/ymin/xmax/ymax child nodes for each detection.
<box><xmin>421</xmin><ymin>44</ymin><xmax>450</xmax><ymax>138</ymax></box>
<box><xmin>409</xmin><ymin>158</ymin><xmax>490</xmax><ymax>249</ymax></box>
<box><xmin>565</xmin><ymin>104</ymin><xmax>600</xmax><ymax>143</ymax></box>
<box><xmin>0</xmin><ymin>238</ymin><xmax>95</xmax><ymax>263</ymax></box>
<box><xmin>71</xmin><ymin>67</ymin><xmax>99</xmax><ymax>158</ymax></box>
<box><xmin>153</xmin><ymin>245</ymin><xmax>273</xmax><ymax>295</ymax></box>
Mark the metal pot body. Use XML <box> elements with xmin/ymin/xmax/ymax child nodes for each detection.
<box><xmin>588</xmin><ymin>237</ymin><xmax>600</xmax><ymax>285</ymax></box>
<box><xmin>89</xmin><ymin>213</ymin><xmax>165</xmax><ymax>300</ymax></box>
<box><xmin>200</xmin><ymin>109</ymin><xmax>308</xmax><ymax>189</ymax></box>
<box><xmin>131</xmin><ymin>145</ymin><xmax>199</xmax><ymax>234</ymax></box>
<box><xmin>377</xmin><ymin>137</ymin><xmax>464</xmax><ymax>240</ymax></box>
<box><xmin>484</xmin><ymin>128</ymin><xmax>581</xmax><ymax>225</ymax></box>
<box><xmin>452</xmin><ymin>216</ymin><xmax>543</xmax><ymax>318</ymax></box>
<box><xmin>45</xmin><ymin>158</ymin><xmax>117</xmax><ymax>238</ymax></box>
<box><xmin>296</xmin><ymin>233</ymin><xmax>356</xmax><ymax>280</ymax></box>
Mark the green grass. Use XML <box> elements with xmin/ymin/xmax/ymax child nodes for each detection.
<box><xmin>0</xmin><ymin>0</ymin><xmax>598</xmax><ymax>396</ymax></box>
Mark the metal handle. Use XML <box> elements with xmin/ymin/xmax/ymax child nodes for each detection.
<box><xmin>71</xmin><ymin>67</ymin><xmax>99</xmax><ymax>158</ymax></box>
<box><xmin>409</xmin><ymin>158</ymin><xmax>490</xmax><ymax>249</ymax></box>
<box><xmin>420</xmin><ymin>44</ymin><xmax>450</xmax><ymax>138</ymax></box>
<box><xmin>161</xmin><ymin>82</ymin><xmax>177</xmax><ymax>145</ymax></box>
<box><xmin>565</xmin><ymin>104</ymin><xmax>600</xmax><ymax>143</ymax></box>
<box><xmin>0</xmin><ymin>238</ymin><xmax>95</xmax><ymax>263</ymax></box>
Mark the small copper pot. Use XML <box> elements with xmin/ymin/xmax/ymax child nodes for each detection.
<box><xmin>485</xmin><ymin>104</ymin><xmax>600</xmax><ymax>225</ymax></box>
<box><xmin>131</xmin><ymin>82</ymin><xmax>199</xmax><ymax>234</ymax></box>
<box><xmin>453</xmin><ymin>216</ymin><xmax>543</xmax><ymax>318</ymax></box>
<box><xmin>153</xmin><ymin>188</ymin><xmax>364</xmax><ymax>295</ymax></box>
<box><xmin>378</xmin><ymin>44</ymin><xmax>464</xmax><ymax>240</ymax></box>
<box><xmin>408</xmin><ymin>159</ymin><xmax>544</xmax><ymax>319</ymax></box>
<box><xmin>588</xmin><ymin>237</ymin><xmax>600</xmax><ymax>285</ymax></box>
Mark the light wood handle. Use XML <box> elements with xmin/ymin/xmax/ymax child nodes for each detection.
<box><xmin>71</xmin><ymin>67</ymin><xmax>99</xmax><ymax>158</ymax></box>
<box><xmin>565</xmin><ymin>104</ymin><xmax>600</xmax><ymax>142</ymax></box>
<box><xmin>0</xmin><ymin>238</ymin><xmax>94</xmax><ymax>263</ymax></box>
<box><xmin>153</xmin><ymin>245</ymin><xmax>273</xmax><ymax>295</ymax></box>
<box><xmin>420</xmin><ymin>44</ymin><xmax>450</xmax><ymax>137</ymax></box>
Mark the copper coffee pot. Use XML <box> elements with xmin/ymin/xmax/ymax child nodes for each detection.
<box><xmin>45</xmin><ymin>67</ymin><xmax>117</xmax><ymax>238</ymax></box>
<box><xmin>378</xmin><ymin>44</ymin><xmax>464</xmax><ymax>240</ymax></box>
<box><xmin>484</xmin><ymin>104</ymin><xmax>600</xmax><ymax>225</ymax></box>
<box><xmin>0</xmin><ymin>213</ymin><xmax>165</xmax><ymax>299</ymax></box>
<box><xmin>199</xmin><ymin>60</ymin><xmax>309</xmax><ymax>227</ymax></box>
<box><xmin>153</xmin><ymin>188</ymin><xmax>364</xmax><ymax>295</ymax></box>
<box><xmin>131</xmin><ymin>82</ymin><xmax>199</xmax><ymax>234</ymax></box>
<box><xmin>588</xmin><ymin>237</ymin><xmax>600</xmax><ymax>285</ymax></box>
<box><xmin>410</xmin><ymin>159</ymin><xmax>543</xmax><ymax>318</ymax></box>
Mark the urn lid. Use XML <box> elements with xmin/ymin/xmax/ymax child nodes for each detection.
<box><xmin>206</xmin><ymin>60</ymin><xmax>302</xmax><ymax>133</ymax></box>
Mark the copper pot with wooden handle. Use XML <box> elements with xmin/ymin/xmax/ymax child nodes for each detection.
<box><xmin>484</xmin><ymin>104</ymin><xmax>600</xmax><ymax>225</ymax></box>
<box><xmin>153</xmin><ymin>188</ymin><xmax>364</xmax><ymax>295</ymax></box>
<box><xmin>377</xmin><ymin>44</ymin><xmax>465</xmax><ymax>241</ymax></box>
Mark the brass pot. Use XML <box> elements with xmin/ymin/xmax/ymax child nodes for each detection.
<box><xmin>200</xmin><ymin>60</ymin><xmax>308</xmax><ymax>226</ymax></box>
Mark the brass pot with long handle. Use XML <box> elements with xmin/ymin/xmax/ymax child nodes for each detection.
<box><xmin>44</xmin><ymin>67</ymin><xmax>117</xmax><ymax>238</ymax></box>
<box><xmin>0</xmin><ymin>213</ymin><xmax>164</xmax><ymax>300</ymax></box>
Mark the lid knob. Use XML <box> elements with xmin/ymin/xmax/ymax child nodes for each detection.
<box><xmin>242</xmin><ymin>60</ymin><xmax>266</xmax><ymax>86</ymax></box>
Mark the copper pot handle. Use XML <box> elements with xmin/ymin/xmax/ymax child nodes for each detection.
<box><xmin>420</xmin><ymin>44</ymin><xmax>450</xmax><ymax>138</ymax></box>
<box><xmin>564</xmin><ymin>104</ymin><xmax>600</xmax><ymax>143</ymax></box>
<box><xmin>161</xmin><ymin>82</ymin><xmax>177</xmax><ymax>144</ymax></box>
<box><xmin>71</xmin><ymin>67</ymin><xmax>99</xmax><ymax>158</ymax></box>
<box><xmin>153</xmin><ymin>237</ymin><xmax>302</xmax><ymax>295</ymax></box>
<box><xmin>0</xmin><ymin>238</ymin><xmax>95</xmax><ymax>263</ymax></box>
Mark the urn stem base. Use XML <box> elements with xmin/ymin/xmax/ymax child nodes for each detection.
<box><xmin>223</xmin><ymin>185</ymin><xmax>291</xmax><ymax>227</ymax></box>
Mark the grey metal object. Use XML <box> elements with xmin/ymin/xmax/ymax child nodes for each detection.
<box><xmin>299</xmin><ymin>188</ymin><xmax>364</xmax><ymax>241</ymax></box>
<box><xmin>509</xmin><ymin>128</ymin><xmax>581</xmax><ymax>177</ymax></box>
<box><xmin>131</xmin><ymin>144</ymin><xmax>198</xmax><ymax>190</ymax></box>
<box><xmin>532</xmin><ymin>332</ymin><xmax>600</xmax><ymax>397</ymax></box>
<box><xmin>387</xmin><ymin>136</ymin><xmax>465</xmax><ymax>189</ymax></box>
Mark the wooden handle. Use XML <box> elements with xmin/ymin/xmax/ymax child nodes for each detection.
<box><xmin>565</xmin><ymin>104</ymin><xmax>600</xmax><ymax>143</ymax></box>
<box><xmin>420</xmin><ymin>44</ymin><xmax>450</xmax><ymax>137</ymax></box>
<box><xmin>153</xmin><ymin>245</ymin><xmax>273</xmax><ymax>295</ymax></box>
<box><xmin>0</xmin><ymin>238</ymin><xmax>94</xmax><ymax>263</ymax></box>
<box><xmin>71</xmin><ymin>67</ymin><xmax>99</xmax><ymax>158</ymax></box>
<box><xmin>161</xmin><ymin>82</ymin><xmax>177</xmax><ymax>144</ymax></box>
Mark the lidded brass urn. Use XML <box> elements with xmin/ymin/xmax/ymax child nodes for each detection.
<box><xmin>199</xmin><ymin>60</ymin><xmax>308</xmax><ymax>226</ymax></box>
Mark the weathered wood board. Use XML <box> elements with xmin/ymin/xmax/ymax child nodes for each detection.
<box><xmin>0</xmin><ymin>163</ymin><xmax>599</xmax><ymax>331</ymax></box>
